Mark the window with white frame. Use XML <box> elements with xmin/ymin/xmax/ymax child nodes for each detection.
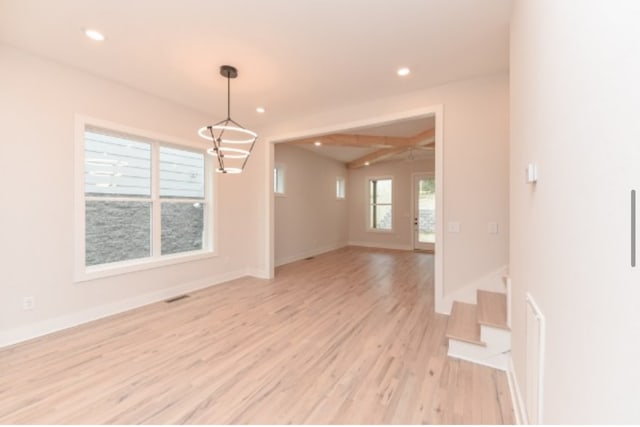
<box><xmin>368</xmin><ymin>178</ymin><xmax>392</xmax><ymax>230</ymax></box>
<box><xmin>336</xmin><ymin>177</ymin><xmax>346</xmax><ymax>199</ymax></box>
<box><xmin>82</xmin><ymin>124</ymin><xmax>211</xmax><ymax>273</ymax></box>
<box><xmin>274</xmin><ymin>163</ymin><xmax>285</xmax><ymax>195</ymax></box>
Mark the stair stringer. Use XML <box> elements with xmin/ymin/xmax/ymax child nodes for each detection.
<box><xmin>448</xmin><ymin>324</ymin><xmax>510</xmax><ymax>371</ymax></box>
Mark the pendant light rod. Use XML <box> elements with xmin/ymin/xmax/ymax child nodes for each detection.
<box><xmin>220</xmin><ymin>65</ymin><xmax>237</xmax><ymax>120</ymax></box>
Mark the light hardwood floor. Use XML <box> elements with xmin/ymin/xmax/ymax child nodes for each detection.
<box><xmin>0</xmin><ymin>247</ymin><xmax>514</xmax><ymax>424</ymax></box>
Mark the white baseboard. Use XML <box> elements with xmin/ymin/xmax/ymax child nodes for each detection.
<box><xmin>245</xmin><ymin>267</ymin><xmax>270</xmax><ymax>279</ymax></box>
<box><xmin>507</xmin><ymin>353</ymin><xmax>528</xmax><ymax>425</ymax></box>
<box><xmin>0</xmin><ymin>269</ymin><xmax>247</xmax><ymax>349</ymax></box>
<box><xmin>447</xmin><ymin>340</ymin><xmax>509</xmax><ymax>371</ymax></box>
<box><xmin>347</xmin><ymin>241</ymin><xmax>412</xmax><ymax>251</ymax></box>
<box><xmin>448</xmin><ymin>350</ymin><xmax>509</xmax><ymax>371</ymax></box>
<box><xmin>275</xmin><ymin>242</ymin><xmax>348</xmax><ymax>267</ymax></box>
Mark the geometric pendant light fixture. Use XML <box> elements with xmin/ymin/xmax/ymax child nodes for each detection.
<box><xmin>198</xmin><ymin>65</ymin><xmax>258</xmax><ymax>174</ymax></box>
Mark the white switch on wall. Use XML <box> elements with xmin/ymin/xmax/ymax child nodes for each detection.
<box><xmin>526</xmin><ymin>163</ymin><xmax>538</xmax><ymax>183</ymax></box>
<box><xmin>448</xmin><ymin>222</ymin><xmax>461</xmax><ymax>233</ymax></box>
<box><xmin>488</xmin><ymin>222</ymin><xmax>499</xmax><ymax>234</ymax></box>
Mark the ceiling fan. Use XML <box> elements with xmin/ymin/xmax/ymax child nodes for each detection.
<box><xmin>405</xmin><ymin>145</ymin><xmax>434</xmax><ymax>161</ymax></box>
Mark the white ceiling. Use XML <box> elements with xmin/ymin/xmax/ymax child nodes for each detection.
<box><xmin>0</xmin><ymin>0</ymin><xmax>511</xmax><ymax>130</ymax></box>
<box><xmin>299</xmin><ymin>144</ymin><xmax>378</xmax><ymax>164</ymax></box>
<box><xmin>343</xmin><ymin>116</ymin><xmax>436</xmax><ymax>138</ymax></box>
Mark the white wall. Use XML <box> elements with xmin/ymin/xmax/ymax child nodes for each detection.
<box><xmin>274</xmin><ymin>145</ymin><xmax>348</xmax><ymax>265</ymax></box>
<box><xmin>510</xmin><ymin>1</ymin><xmax>640</xmax><ymax>423</ymax></box>
<box><xmin>258</xmin><ymin>74</ymin><xmax>509</xmax><ymax>301</ymax></box>
<box><xmin>0</xmin><ymin>43</ymin><xmax>510</xmax><ymax>347</ymax></box>
<box><xmin>0</xmin><ymin>45</ymin><xmax>257</xmax><ymax>345</ymax></box>
<box><xmin>347</xmin><ymin>157</ymin><xmax>433</xmax><ymax>249</ymax></box>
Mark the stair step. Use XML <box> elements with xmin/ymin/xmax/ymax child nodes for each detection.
<box><xmin>477</xmin><ymin>290</ymin><xmax>509</xmax><ymax>330</ymax></box>
<box><xmin>446</xmin><ymin>302</ymin><xmax>485</xmax><ymax>346</ymax></box>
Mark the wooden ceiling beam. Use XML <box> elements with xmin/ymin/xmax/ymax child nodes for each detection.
<box><xmin>347</xmin><ymin>128</ymin><xmax>436</xmax><ymax>169</ymax></box>
<box><xmin>283</xmin><ymin>128</ymin><xmax>435</xmax><ymax>169</ymax></box>
<box><xmin>284</xmin><ymin>128</ymin><xmax>435</xmax><ymax>149</ymax></box>
<box><xmin>347</xmin><ymin>147</ymin><xmax>408</xmax><ymax>169</ymax></box>
<box><xmin>409</xmin><ymin>128</ymin><xmax>436</xmax><ymax>146</ymax></box>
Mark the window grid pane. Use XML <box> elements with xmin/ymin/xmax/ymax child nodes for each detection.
<box><xmin>374</xmin><ymin>205</ymin><xmax>392</xmax><ymax>229</ymax></box>
<box><xmin>160</xmin><ymin>146</ymin><xmax>205</xmax><ymax>199</ymax></box>
<box><xmin>83</xmin><ymin>125</ymin><xmax>211</xmax><ymax>270</ymax></box>
<box><xmin>337</xmin><ymin>178</ymin><xmax>345</xmax><ymax>198</ymax></box>
<box><xmin>369</xmin><ymin>178</ymin><xmax>392</xmax><ymax>230</ymax></box>
<box><xmin>85</xmin><ymin>127</ymin><xmax>151</xmax><ymax>197</ymax></box>
<box><xmin>374</xmin><ymin>179</ymin><xmax>392</xmax><ymax>204</ymax></box>
<box><xmin>274</xmin><ymin>165</ymin><xmax>285</xmax><ymax>194</ymax></box>
<box><xmin>161</xmin><ymin>202</ymin><xmax>205</xmax><ymax>255</ymax></box>
<box><xmin>85</xmin><ymin>200</ymin><xmax>151</xmax><ymax>266</ymax></box>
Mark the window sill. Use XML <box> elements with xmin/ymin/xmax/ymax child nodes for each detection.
<box><xmin>75</xmin><ymin>249</ymin><xmax>217</xmax><ymax>283</ymax></box>
<box><xmin>366</xmin><ymin>228</ymin><xmax>394</xmax><ymax>234</ymax></box>
<box><xmin>274</xmin><ymin>192</ymin><xmax>287</xmax><ymax>198</ymax></box>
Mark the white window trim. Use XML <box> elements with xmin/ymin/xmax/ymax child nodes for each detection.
<box><xmin>74</xmin><ymin>115</ymin><xmax>218</xmax><ymax>283</ymax></box>
<box><xmin>336</xmin><ymin>176</ymin><xmax>346</xmax><ymax>200</ymax></box>
<box><xmin>366</xmin><ymin>175</ymin><xmax>394</xmax><ymax>233</ymax></box>
<box><xmin>274</xmin><ymin>162</ymin><xmax>286</xmax><ymax>197</ymax></box>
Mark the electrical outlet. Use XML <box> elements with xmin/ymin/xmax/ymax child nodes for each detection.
<box><xmin>447</xmin><ymin>222</ymin><xmax>461</xmax><ymax>233</ymax></box>
<box><xmin>22</xmin><ymin>296</ymin><xmax>35</xmax><ymax>311</ymax></box>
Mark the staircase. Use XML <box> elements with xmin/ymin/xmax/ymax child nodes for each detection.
<box><xmin>445</xmin><ymin>289</ymin><xmax>510</xmax><ymax>371</ymax></box>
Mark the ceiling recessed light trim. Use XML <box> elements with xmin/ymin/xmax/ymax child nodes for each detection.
<box><xmin>84</xmin><ymin>28</ymin><xmax>105</xmax><ymax>41</ymax></box>
<box><xmin>256</xmin><ymin>107</ymin><xmax>265</xmax><ymax>114</ymax></box>
<box><xmin>314</xmin><ymin>141</ymin><xmax>322</xmax><ymax>147</ymax></box>
<box><xmin>397</xmin><ymin>67</ymin><xmax>410</xmax><ymax>77</ymax></box>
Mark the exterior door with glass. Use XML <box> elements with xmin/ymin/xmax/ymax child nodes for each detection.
<box><xmin>413</xmin><ymin>173</ymin><xmax>435</xmax><ymax>251</ymax></box>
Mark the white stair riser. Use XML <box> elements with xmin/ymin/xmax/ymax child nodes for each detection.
<box><xmin>480</xmin><ymin>325</ymin><xmax>511</xmax><ymax>352</ymax></box>
<box><xmin>448</xmin><ymin>339</ymin><xmax>509</xmax><ymax>371</ymax></box>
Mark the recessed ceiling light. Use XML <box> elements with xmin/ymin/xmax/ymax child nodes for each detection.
<box><xmin>397</xmin><ymin>67</ymin><xmax>410</xmax><ymax>77</ymax></box>
<box><xmin>314</xmin><ymin>141</ymin><xmax>322</xmax><ymax>147</ymax></box>
<box><xmin>364</xmin><ymin>161</ymin><xmax>370</xmax><ymax>166</ymax></box>
<box><xmin>84</xmin><ymin>28</ymin><xmax>105</xmax><ymax>41</ymax></box>
<box><xmin>256</xmin><ymin>107</ymin><xmax>265</xmax><ymax>114</ymax></box>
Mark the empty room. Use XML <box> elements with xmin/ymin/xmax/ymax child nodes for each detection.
<box><xmin>1</xmin><ymin>0</ymin><xmax>640</xmax><ymax>424</ymax></box>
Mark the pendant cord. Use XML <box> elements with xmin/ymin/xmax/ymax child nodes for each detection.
<box><xmin>227</xmin><ymin>74</ymin><xmax>231</xmax><ymax>120</ymax></box>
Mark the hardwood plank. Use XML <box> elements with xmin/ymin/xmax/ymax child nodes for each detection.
<box><xmin>477</xmin><ymin>290</ymin><xmax>509</xmax><ymax>330</ymax></box>
<box><xmin>0</xmin><ymin>247</ymin><xmax>512</xmax><ymax>424</ymax></box>
<box><xmin>446</xmin><ymin>301</ymin><xmax>485</xmax><ymax>346</ymax></box>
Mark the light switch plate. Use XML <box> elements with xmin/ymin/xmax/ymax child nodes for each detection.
<box><xmin>526</xmin><ymin>163</ymin><xmax>538</xmax><ymax>183</ymax></box>
<box><xmin>488</xmin><ymin>222</ymin><xmax>499</xmax><ymax>234</ymax></box>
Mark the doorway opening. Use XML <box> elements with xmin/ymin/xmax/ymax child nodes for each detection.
<box><xmin>266</xmin><ymin>106</ymin><xmax>444</xmax><ymax>308</ymax></box>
